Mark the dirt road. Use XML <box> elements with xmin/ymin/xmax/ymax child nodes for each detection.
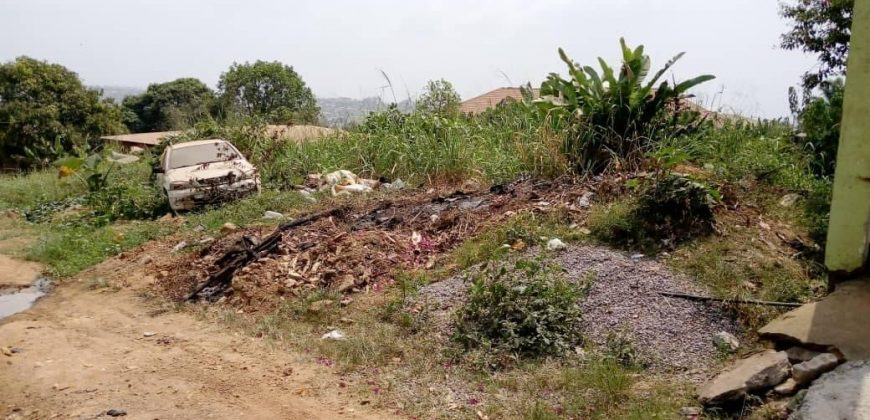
<box><xmin>0</xmin><ymin>233</ymin><xmax>392</xmax><ymax>419</ymax></box>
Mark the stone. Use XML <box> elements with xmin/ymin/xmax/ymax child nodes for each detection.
<box><xmin>697</xmin><ymin>350</ymin><xmax>791</xmax><ymax>405</ymax></box>
<box><xmin>577</xmin><ymin>191</ymin><xmax>594</xmax><ymax>208</ymax></box>
<box><xmin>143</xmin><ymin>332</ymin><xmax>156</xmax><ymax>337</ymax></box>
<box><xmin>792</xmin><ymin>361</ymin><xmax>870</xmax><ymax>420</ymax></box>
<box><xmin>792</xmin><ymin>353</ymin><xmax>840</xmax><ymax>384</ymax></box>
<box><xmin>263</xmin><ymin>211</ymin><xmax>284</xmax><ymax>220</ymax></box>
<box><xmin>713</xmin><ymin>331</ymin><xmax>740</xmax><ymax>351</ymax></box>
<box><xmin>773</xmin><ymin>378</ymin><xmax>799</xmax><ymax>396</ymax></box>
<box><xmin>106</xmin><ymin>409</ymin><xmax>127</xmax><ymax>417</ymax></box>
<box><xmin>138</xmin><ymin>254</ymin><xmax>154</xmax><ymax>265</ymax></box>
<box><xmin>778</xmin><ymin>193</ymin><xmax>802</xmax><ymax>207</ymax></box>
<box><xmin>785</xmin><ymin>346</ymin><xmax>821</xmax><ymax>364</ymax></box>
<box><xmin>171</xmin><ymin>241</ymin><xmax>188</xmax><ymax>252</ymax></box>
<box><xmin>198</xmin><ymin>236</ymin><xmax>215</xmax><ymax>245</ymax></box>
<box><xmin>546</xmin><ymin>238</ymin><xmax>567</xmax><ymax>251</ymax></box>
<box><xmin>679</xmin><ymin>406</ymin><xmax>701</xmax><ymax>417</ymax></box>
<box><xmin>759</xmin><ymin>280</ymin><xmax>870</xmax><ymax>360</ymax></box>
<box><xmin>321</xmin><ymin>330</ymin><xmax>346</xmax><ymax>340</ymax></box>
<box><xmin>220</xmin><ymin>223</ymin><xmax>239</xmax><ymax>234</ymax></box>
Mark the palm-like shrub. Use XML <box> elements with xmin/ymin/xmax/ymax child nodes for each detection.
<box><xmin>535</xmin><ymin>39</ymin><xmax>715</xmax><ymax>173</ymax></box>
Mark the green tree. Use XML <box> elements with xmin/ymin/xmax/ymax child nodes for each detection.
<box><xmin>795</xmin><ymin>78</ymin><xmax>844</xmax><ymax>177</ymax></box>
<box><xmin>217</xmin><ymin>61</ymin><xmax>319</xmax><ymax>124</ymax></box>
<box><xmin>416</xmin><ymin>79</ymin><xmax>461</xmax><ymax>118</ymax></box>
<box><xmin>780</xmin><ymin>0</ymin><xmax>853</xmax><ymax>91</ymax></box>
<box><xmin>122</xmin><ymin>78</ymin><xmax>215</xmax><ymax>132</ymax></box>
<box><xmin>0</xmin><ymin>56</ymin><xmax>125</xmax><ymax>168</ymax></box>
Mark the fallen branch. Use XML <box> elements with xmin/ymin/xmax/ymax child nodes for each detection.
<box><xmin>186</xmin><ymin>207</ymin><xmax>343</xmax><ymax>301</ymax></box>
<box><xmin>657</xmin><ymin>291</ymin><xmax>803</xmax><ymax>308</ymax></box>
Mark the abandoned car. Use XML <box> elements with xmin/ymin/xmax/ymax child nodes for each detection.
<box><xmin>155</xmin><ymin>139</ymin><xmax>260</xmax><ymax>211</ymax></box>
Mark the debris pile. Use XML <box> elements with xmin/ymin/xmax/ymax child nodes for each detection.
<box><xmin>154</xmin><ymin>179</ymin><xmax>597</xmax><ymax>310</ymax></box>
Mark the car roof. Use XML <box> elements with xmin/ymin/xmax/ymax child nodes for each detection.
<box><xmin>167</xmin><ymin>139</ymin><xmax>230</xmax><ymax>150</ymax></box>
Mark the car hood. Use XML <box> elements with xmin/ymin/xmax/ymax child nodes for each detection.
<box><xmin>165</xmin><ymin>160</ymin><xmax>256</xmax><ymax>184</ymax></box>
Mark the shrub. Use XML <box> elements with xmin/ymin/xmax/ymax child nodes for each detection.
<box><xmin>453</xmin><ymin>258</ymin><xmax>584</xmax><ymax>366</ymax></box>
<box><xmin>534</xmin><ymin>39</ymin><xmax>714</xmax><ymax>173</ymax></box>
<box><xmin>590</xmin><ymin>174</ymin><xmax>717</xmax><ymax>250</ymax></box>
<box><xmin>634</xmin><ymin>174</ymin><xmax>717</xmax><ymax>244</ymax></box>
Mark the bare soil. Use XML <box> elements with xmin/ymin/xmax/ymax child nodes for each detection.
<box><xmin>0</xmin><ymin>232</ymin><xmax>394</xmax><ymax>419</ymax></box>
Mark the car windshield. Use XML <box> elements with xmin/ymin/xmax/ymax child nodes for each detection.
<box><xmin>168</xmin><ymin>142</ymin><xmax>239</xmax><ymax>169</ymax></box>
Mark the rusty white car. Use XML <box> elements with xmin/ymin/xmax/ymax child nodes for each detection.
<box><xmin>154</xmin><ymin>139</ymin><xmax>260</xmax><ymax>211</ymax></box>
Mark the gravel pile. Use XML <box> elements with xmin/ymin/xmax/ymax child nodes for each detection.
<box><xmin>417</xmin><ymin>245</ymin><xmax>739</xmax><ymax>374</ymax></box>
<box><xmin>554</xmin><ymin>245</ymin><xmax>739</xmax><ymax>373</ymax></box>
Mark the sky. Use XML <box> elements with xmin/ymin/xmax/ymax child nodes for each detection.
<box><xmin>1</xmin><ymin>0</ymin><xmax>816</xmax><ymax>118</ymax></box>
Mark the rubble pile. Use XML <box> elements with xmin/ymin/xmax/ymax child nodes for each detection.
<box><xmin>154</xmin><ymin>178</ymin><xmax>600</xmax><ymax>311</ymax></box>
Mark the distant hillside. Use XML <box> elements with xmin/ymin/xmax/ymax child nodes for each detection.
<box><xmin>94</xmin><ymin>86</ymin><xmax>144</xmax><ymax>103</ymax></box>
<box><xmin>318</xmin><ymin>97</ymin><xmax>413</xmax><ymax>127</ymax></box>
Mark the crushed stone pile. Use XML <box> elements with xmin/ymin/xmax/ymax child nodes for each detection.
<box><xmin>554</xmin><ymin>246</ymin><xmax>739</xmax><ymax>373</ymax></box>
<box><xmin>417</xmin><ymin>245</ymin><xmax>740</xmax><ymax>374</ymax></box>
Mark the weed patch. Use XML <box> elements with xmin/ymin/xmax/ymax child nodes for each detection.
<box><xmin>452</xmin><ymin>258</ymin><xmax>584</xmax><ymax>368</ymax></box>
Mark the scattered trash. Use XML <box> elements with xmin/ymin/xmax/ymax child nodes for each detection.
<box><xmin>332</xmin><ymin>183</ymin><xmax>373</xmax><ymax>196</ymax></box>
<box><xmin>321</xmin><ymin>329</ymin><xmax>347</xmax><ymax>341</ymax></box>
<box><xmin>106</xmin><ymin>409</ymin><xmax>127</xmax><ymax>417</ymax></box>
<box><xmin>220</xmin><ymin>222</ymin><xmax>239</xmax><ymax>234</ymax></box>
<box><xmin>630</xmin><ymin>253</ymin><xmax>644</xmax><ymax>262</ymax></box>
<box><xmin>577</xmin><ymin>191</ymin><xmax>594</xmax><ymax>208</ymax></box>
<box><xmin>578</xmin><ymin>227</ymin><xmax>592</xmax><ymax>235</ymax></box>
<box><xmin>712</xmin><ymin>331</ymin><xmax>740</xmax><ymax>351</ymax></box>
<box><xmin>263</xmin><ymin>211</ymin><xmax>284</xmax><ymax>220</ymax></box>
<box><xmin>546</xmin><ymin>238</ymin><xmax>567</xmax><ymax>251</ymax></box>
<box><xmin>382</xmin><ymin>178</ymin><xmax>405</xmax><ymax>191</ymax></box>
<box><xmin>171</xmin><ymin>241</ymin><xmax>188</xmax><ymax>253</ymax></box>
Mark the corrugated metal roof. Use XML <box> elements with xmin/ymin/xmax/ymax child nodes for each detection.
<box><xmin>100</xmin><ymin>125</ymin><xmax>340</xmax><ymax>147</ymax></box>
<box><xmin>101</xmin><ymin>131</ymin><xmax>180</xmax><ymax>146</ymax></box>
<box><xmin>459</xmin><ymin>87</ymin><xmax>540</xmax><ymax>115</ymax></box>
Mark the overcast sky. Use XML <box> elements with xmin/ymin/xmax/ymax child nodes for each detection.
<box><xmin>1</xmin><ymin>0</ymin><xmax>815</xmax><ymax>118</ymax></box>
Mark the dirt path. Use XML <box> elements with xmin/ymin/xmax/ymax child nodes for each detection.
<box><xmin>0</xmin><ymin>229</ymin><xmax>393</xmax><ymax>419</ymax></box>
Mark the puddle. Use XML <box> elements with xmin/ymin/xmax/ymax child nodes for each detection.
<box><xmin>0</xmin><ymin>277</ymin><xmax>51</xmax><ymax>319</ymax></box>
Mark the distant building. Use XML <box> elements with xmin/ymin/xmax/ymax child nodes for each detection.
<box><xmin>459</xmin><ymin>87</ymin><xmax>540</xmax><ymax>115</ymax></box>
<box><xmin>100</xmin><ymin>131</ymin><xmax>180</xmax><ymax>149</ymax></box>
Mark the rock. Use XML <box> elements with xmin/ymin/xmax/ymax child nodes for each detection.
<box><xmin>773</xmin><ymin>377</ymin><xmax>800</xmax><ymax>396</ymax></box>
<box><xmin>779</xmin><ymin>193</ymin><xmax>802</xmax><ymax>207</ymax></box>
<box><xmin>679</xmin><ymin>406</ymin><xmax>701</xmax><ymax>417</ymax></box>
<box><xmin>546</xmin><ymin>238</ymin><xmax>567</xmax><ymax>251</ymax></box>
<box><xmin>198</xmin><ymin>236</ymin><xmax>215</xmax><ymax>245</ymax></box>
<box><xmin>382</xmin><ymin>179</ymin><xmax>405</xmax><ymax>192</ymax></box>
<box><xmin>171</xmin><ymin>241</ymin><xmax>188</xmax><ymax>252</ymax></box>
<box><xmin>308</xmin><ymin>300</ymin><xmax>334</xmax><ymax>313</ymax></box>
<box><xmin>1</xmin><ymin>347</ymin><xmax>12</xmax><ymax>357</ymax></box>
<box><xmin>220</xmin><ymin>223</ymin><xmax>239</xmax><ymax>234</ymax></box>
<box><xmin>299</xmin><ymin>190</ymin><xmax>317</xmax><ymax>203</ymax></box>
<box><xmin>792</xmin><ymin>361</ymin><xmax>870</xmax><ymax>420</ymax></box>
<box><xmin>321</xmin><ymin>330</ymin><xmax>346</xmax><ymax>340</ymax></box>
<box><xmin>785</xmin><ymin>346</ymin><xmax>821</xmax><ymax>364</ymax></box>
<box><xmin>713</xmin><ymin>331</ymin><xmax>740</xmax><ymax>351</ymax></box>
<box><xmin>697</xmin><ymin>350</ymin><xmax>791</xmax><ymax>405</ymax></box>
<box><xmin>793</xmin><ymin>353</ymin><xmax>840</xmax><ymax>384</ymax></box>
<box><xmin>263</xmin><ymin>211</ymin><xmax>284</xmax><ymax>220</ymax></box>
<box><xmin>578</xmin><ymin>227</ymin><xmax>592</xmax><ymax>235</ymax></box>
<box><xmin>143</xmin><ymin>331</ymin><xmax>156</xmax><ymax>337</ymax></box>
<box><xmin>106</xmin><ymin>409</ymin><xmax>127</xmax><ymax>417</ymax></box>
<box><xmin>577</xmin><ymin>191</ymin><xmax>594</xmax><ymax>208</ymax></box>
<box><xmin>138</xmin><ymin>254</ymin><xmax>154</xmax><ymax>265</ymax></box>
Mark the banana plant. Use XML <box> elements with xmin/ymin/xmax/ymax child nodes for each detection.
<box><xmin>534</xmin><ymin>38</ymin><xmax>715</xmax><ymax>173</ymax></box>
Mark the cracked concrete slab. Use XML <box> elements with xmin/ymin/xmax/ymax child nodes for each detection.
<box><xmin>759</xmin><ymin>280</ymin><xmax>870</xmax><ymax>360</ymax></box>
